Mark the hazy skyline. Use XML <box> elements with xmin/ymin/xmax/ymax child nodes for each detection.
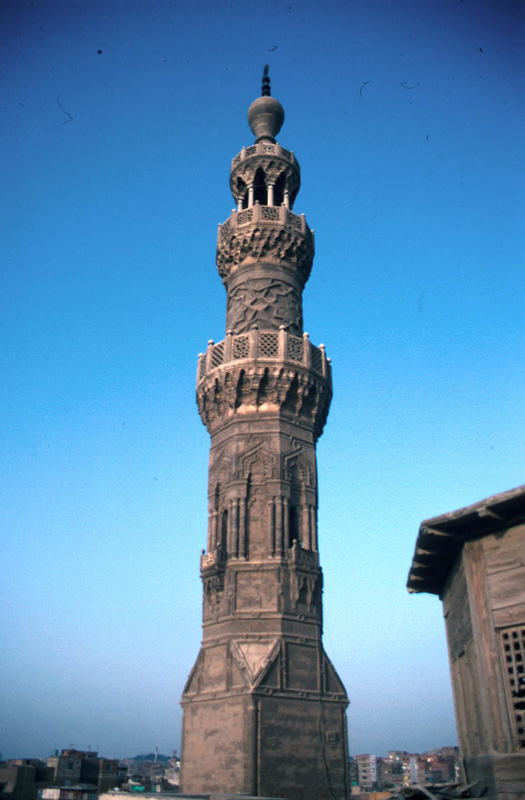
<box><xmin>2</xmin><ymin>0</ymin><xmax>523</xmax><ymax>760</ymax></box>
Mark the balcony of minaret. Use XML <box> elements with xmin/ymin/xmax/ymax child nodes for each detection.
<box><xmin>196</xmin><ymin>327</ymin><xmax>332</xmax><ymax>439</ymax></box>
<box><xmin>216</xmin><ymin>204</ymin><xmax>314</xmax><ymax>284</ymax></box>
<box><xmin>197</xmin><ymin>327</ymin><xmax>329</xmax><ymax>383</ymax></box>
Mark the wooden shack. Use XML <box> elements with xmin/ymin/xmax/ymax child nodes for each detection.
<box><xmin>407</xmin><ymin>485</ymin><xmax>525</xmax><ymax>799</ymax></box>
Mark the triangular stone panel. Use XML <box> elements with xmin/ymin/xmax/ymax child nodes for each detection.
<box><xmin>230</xmin><ymin>639</ymin><xmax>279</xmax><ymax>686</ymax></box>
<box><xmin>323</xmin><ymin>652</ymin><xmax>347</xmax><ymax>696</ymax></box>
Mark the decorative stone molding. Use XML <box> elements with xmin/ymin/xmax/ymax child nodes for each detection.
<box><xmin>231</xmin><ymin>140</ymin><xmax>297</xmax><ymax>170</ymax></box>
<box><xmin>216</xmin><ymin>206</ymin><xmax>314</xmax><ymax>284</ymax></box>
<box><xmin>196</xmin><ymin>361</ymin><xmax>331</xmax><ymax>440</ymax></box>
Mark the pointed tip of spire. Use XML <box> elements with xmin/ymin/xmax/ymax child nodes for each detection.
<box><xmin>247</xmin><ymin>66</ymin><xmax>284</xmax><ymax>142</ymax></box>
<box><xmin>262</xmin><ymin>64</ymin><xmax>271</xmax><ymax>96</ymax></box>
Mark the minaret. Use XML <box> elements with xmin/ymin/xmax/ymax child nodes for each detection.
<box><xmin>180</xmin><ymin>69</ymin><xmax>350</xmax><ymax>800</ymax></box>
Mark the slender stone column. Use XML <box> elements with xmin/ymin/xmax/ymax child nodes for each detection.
<box><xmin>275</xmin><ymin>496</ymin><xmax>283</xmax><ymax>555</ymax></box>
<box><xmin>227</xmin><ymin>498</ymin><xmax>234</xmax><ymax>554</ymax></box>
<box><xmin>268</xmin><ymin>498</ymin><xmax>276</xmax><ymax>556</ymax></box>
<box><xmin>234</xmin><ymin>498</ymin><xmax>241</xmax><ymax>558</ymax></box>
<box><xmin>239</xmin><ymin>497</ymin><xmax>247</xmax><ymax>559</ymax></box>
<box><xmin>303</xmin><ymin>505</ymin><xmax>311</xmax><ymax>550</ymax></box>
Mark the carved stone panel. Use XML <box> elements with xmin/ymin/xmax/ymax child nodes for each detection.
<box><xmin>217</xmin><ymin>224</ymin><xmax>314</xmax><ymax>284</ymax></box>
<box><xmin>235</xmin><ymin>570</ymin><xmax>279</xmax><ymax>612</ymax></box>
<box><xmin>197</xmin><ymin>364</ymin><xmax>332</xmax><ymax>440</ymax></box>
<box><xmin>226</xmin><ymin>278</ymin><xmax>303</xmax><ymax>335</ymax></box>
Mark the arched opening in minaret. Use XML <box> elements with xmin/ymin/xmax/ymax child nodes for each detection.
<box><xmin>253</xmin><ymin>167</ymin><xmax>267</xmax><ymax>205</ymax></box>
<box><xmin>236</xmin><ymin>177</ymin><xmax>249</xmax><ymax>209</ymax></box>
<box><xmin>288</xmin><ymin>505</ymin><xmax>300</xmax><ymax>548</ymax></box>
<box><xmin>273</xmin><ymin>172</ymin><xmax>286</xmax><ymax>206</ymax></box>
<box><xmin>220</xmin><ymin>509</ymin><xmax>228</xmax><ymax>554</ymax></box>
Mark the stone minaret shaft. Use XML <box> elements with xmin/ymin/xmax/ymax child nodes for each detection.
<box><xmin>181</xmin><ymin>73</ymin><xmax>349</xmax><ymax>800</ymax></box>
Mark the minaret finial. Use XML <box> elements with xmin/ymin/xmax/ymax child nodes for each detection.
<box><xmin>247</xmin><ymin>67</ymin><xmax>284</xmax><ymax>142</ymax></box>
<box><xmin>262</xmin><ymin>64</ymin><xmax>271</xmax><ymax>96</ymax></box>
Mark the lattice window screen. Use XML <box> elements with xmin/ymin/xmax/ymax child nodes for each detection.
<box><xmin>237</xmin><ymin>208</ymin><xmax>253</xmax><ymax>225</ymax></box>
<box><xmin>287</xmin><ymin>335</ymin><xmax>304</xmax><ymax>363</ymax></box>
<box><xmin>232</xmin><ymin>335</ymin><xmax>250</xmax><ymax>360</ymax></box>
<box><xmin>261</xmin><ymin>206</ymin><xmax>280</xmax><ymax>220</ymax></box>
<box><xmin>311</xmin><ymin>346</ymin><xmax>323</xmax><ymax>374</ymax></box>
<box><xmin>500</xmin><ymin>625</ymin><xmax>525</xmax><ymax>749</ymax></box>
<box><xmin>210</xmin><ymin>343</ymin><xmax>224</xmax><ymax>369</ymax></box>
<box><xmin>259</xmin><ymin>333</ymin><xmax>279</xmax><ymax>357</ymax></box>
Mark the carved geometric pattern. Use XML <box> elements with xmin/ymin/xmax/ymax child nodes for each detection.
<box><xmin>233</xmin><ymin>335</ymin><xmax>250</xmax><ymax>359</ymax></box>
<box><xmin>196</xmin><ymin>363</ymin><xmax>331</xmax><ymax>440</ymax></box>
<box><xmin>261</xmin><ymin>206</ymin><xmax>280</xmax><ymax>220</ymax></box>
<box><xmin>260</xmin><ymin>332</ymin><xmax>279</xmax><ymax>357</ymax></box>
<box><xmin>220</xmin><ymin>218</ymin><xmax>232</xmax><ymax>238</ymax></box>
<box><xmin>236</xmin><ymin>208</ymin><xmax>253</xmax><ymax>225</ymax></box>
<box><xmin>286</xmin><ymin>213</ymin><xmax>302</xmax><ymax>231</ymax></box>
<box><xmin>500</xmin><ymin>626</ymin><xmax>525</xmax><ymax>749</ymax></box>
<box><xmin>287</xmin><ymin>335</ymin><xmax>303</xmax><ymax>363</ymax></box>
<box><xmin>241</xmin><ymin>443</ymin><xmax>274</xmax><ymax>479</ymax></box>
<box><xmin>217</xmin><ymin>224</ymin><xmax>314</xmax><ymax>285</ymax></box>
<box><xmin>227</xmin><ymin>279</ymin><xmax>303</xmax><ymax>336</ymax></box>
<box><xmin>311</xmin><ymin>344</ymin><xmax>323</xmax><ymax>373</ymax></box>
<box><xmin>211</xmin><ymin>341</ymin><xmax>224</xmax><ymax>368</ymax></box>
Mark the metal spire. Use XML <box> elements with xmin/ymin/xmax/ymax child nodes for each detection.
<box><xmin>262</xmin><ymin>64</ymin><xmax>271</xmax><ymax>96</ymax></box>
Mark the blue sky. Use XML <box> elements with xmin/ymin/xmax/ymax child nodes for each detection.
<box><xmin>2</xmin><ymin>0</ymin><xmax>523</xmax><ymax>761</ymax></box>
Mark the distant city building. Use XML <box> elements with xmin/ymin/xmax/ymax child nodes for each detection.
<box><xmin>0</xmin><ymin>752</ymin><xmax>126</xmax><ymax>800</ymax></box>
<box><xmin>39</xmin><ymin>787</ymin><xmax>96</xmax><ymax>800</ymax></box>
<box><xmin>355</xmin><ymin>754</ymin><xmax>379</xmax><ymax>789</ymax></box>
<box><xmin>0</xmin><ymin>760</ymin><xmax>54</xmax><ymax>800</ymax></box>
<box><xmin>408</xmin><ymin>484</ymin><xmax>525</xmax><ymax>799</ymax></box>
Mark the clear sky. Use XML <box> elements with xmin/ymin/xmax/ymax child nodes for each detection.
<box><xmin>2</xmin><ymin>0</ymin><xmax>523</xmax><ymax>762</ymax></box>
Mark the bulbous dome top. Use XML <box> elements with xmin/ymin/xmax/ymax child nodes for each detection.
<box><xmin>247</xmin><ymin>65</ymin><xmax>284</xmax><ymax>143</ymax></box>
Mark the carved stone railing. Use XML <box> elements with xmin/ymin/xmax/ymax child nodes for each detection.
<box><xmin>200</xmin><ymin>548</ymin><xmax>224</xmax><ymax>571</ymax></box>
<box><xmin>197</xmin><ymin>328</ymin><xmax>330</xmax><ymax>386</ymax></box>
<box><xmin>216</xmin><ymin>205</ymin><xmax>314</xmax><ymax>284</ymax></box>
<box><xmin>287</xmin><ymin>540</ymin><xmax>320</xmax><ymax>569</ymax></box>
<box><xmin>231</xmin><ymin>141</ymin><xmax>296</xmax><ymax>170</ymax></box>
<box><xmin>218</xmin><ymin>204</ymin><xmax>312</xmax><ymax>243</ymax></box>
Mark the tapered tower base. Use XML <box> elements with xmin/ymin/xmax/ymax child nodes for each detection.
<box><xmin>181</xmin><ymin>642</ymin><xmax>349</xmax><ymax>800</ymax></box>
